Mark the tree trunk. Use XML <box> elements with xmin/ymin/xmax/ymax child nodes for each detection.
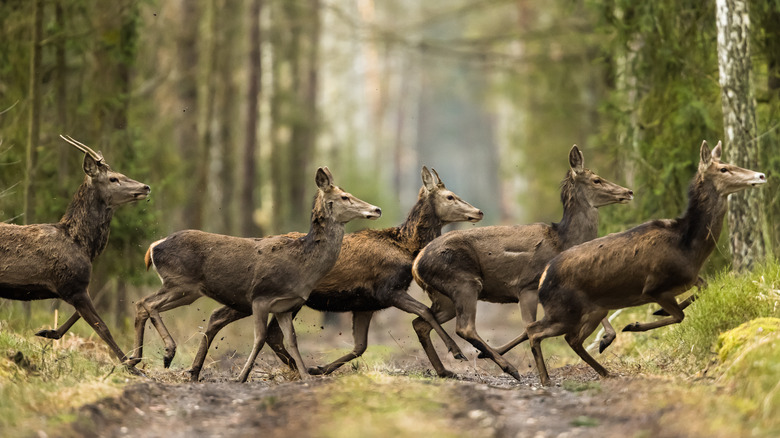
<box><xmin>24</xmin><ymin>0</ymin><xmax>42</xmax><ymax>227</ymax></box>
<box><xmin>23</xmin><ymin>0</ymin><xmax>43</xmax><ymax>320</ymax></box>
<box><xmin>176</xmin><ymin>0</ymin><xmax>201</xmax><ymax>230</ymax></box>
<box><xmin>716</xmin><ymin>0</ymin><xmax>768</xmax><ymax>270</ymax></box>
<box><xmin>241</xmin><ymin>0</ymin><xmax>263</xmax><ymax>237</ymax></box>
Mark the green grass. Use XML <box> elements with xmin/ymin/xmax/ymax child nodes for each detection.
<box><xmin>0</xmin><ymin>320</ymin><xmax>133</xmax><ymax>436</ymax></box>
<box><xmin>608</xmin><ymin>260</ymin><xmax>780</xmax><ymax>436</ymax></box>
<box><xmin>314</xmin><ymin>373</ymin><xmax>476</xmax><ymax>438</ymax></box>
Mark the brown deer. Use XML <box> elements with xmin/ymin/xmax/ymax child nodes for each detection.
<box><xmin>136</xmin><ymin>167</ymin><xmax>381</xmax><ymax>382</ymax></box>
<box><xmin>0</xmin><ymin>135</ymin><xmax>150</xmax><ymax>364</ymax></box>
<box><xmin>527</xmin><ymin>140</ymin><xmax>766</xmax><ymax>386</ymax></box>
<box><xmin>411</xmin><ymin>145</ymin><xmax>633</xmax><ymax>379</ymax></box>
<box><xmin>186</xmin><ymin>166</ymin><xmax>483</xmax><ymax>377</ymax></box>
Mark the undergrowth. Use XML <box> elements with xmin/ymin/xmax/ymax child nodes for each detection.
<box><xmin>0</xmin><ymin>320</ymin><xmax>134</xmax><ymax>436</ymax></box>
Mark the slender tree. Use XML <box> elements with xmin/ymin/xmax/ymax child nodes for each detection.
<box><xmin>241</xmin><ymin>0</ymin><xmax>263</xmax><ymax>237</ymax></box>
<box><xmin>716</xmin><ymin>0</ymin><xmax>768</xmax><ymax>270</ymax></box>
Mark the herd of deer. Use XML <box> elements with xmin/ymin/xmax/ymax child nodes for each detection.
<box><xmin>0</xmin><ymin>135</ymin><xmax>767</xmax><ymax>385</ymax></box>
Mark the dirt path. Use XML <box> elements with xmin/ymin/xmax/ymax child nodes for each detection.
<box><xmin>63</xmin><ymin>363</ymin><xmax>701</xmax><ymax>438</ymax></box>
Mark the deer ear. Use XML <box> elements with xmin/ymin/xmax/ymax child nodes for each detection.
<box><xmin>430</xmin><ymin>168</ymin><xmax>444</xmax><ymax>187</ymax></box>
<box><xmin>421</xmin><ymin>166</ymin><xmax>436</xmax><ymax>191</ymax></box>
<box><xmin>712</xmin><ymin>141</ymin><xmax>722</xmax><ymax>160</ymax></box>
<box><xmin>569</xmin><ymin>145</ymin><xmax>584</xmax><ymax>172</ymax></box>
<box><xmin>316</xmin><ymin>167</ymin><xmax>333</xmax><ymax>190</ymax></box>
<box><xmin>83</xmin><ymin>154</ymin><xmax>102</xmax><ymax>177</ymax></box>
<box><xmin>699</xmin><ymin>140</ymin><xmax>712</xmax><ymax>167</ymax></box>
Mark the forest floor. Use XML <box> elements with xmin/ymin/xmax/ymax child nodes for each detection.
<box><xmin>63</xmin><ymin>358</ymin><xmax>720</xmax><ymax>438</ymax></box>
<box><xmin>55</xmin><ymin>301</ymin><xmax>736</xmax><ymax>438</ymax></box>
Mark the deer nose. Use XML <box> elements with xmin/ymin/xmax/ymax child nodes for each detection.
<box><xmin>628</xmin><ymin>190</ymin><xmax>634</xmax><ymax>196</ymax></box>
<box><xmin>143</xmin><ymin>185</ymin><xmax>151</xmax><ymax>193</ymax></box>
<box><xmin>373</xmin><ymin>207</ymin><xmax>382</xmax><ymax>215</ymax></box>
<box><xmin>477</xmin><ymin>210</ymin><xmax>484</xmax><ymax>218</ymax></box>
<box><xmin>758</xmin><ymin>173</ymin><xmax>766</xmax><ymax>181</ymax></box>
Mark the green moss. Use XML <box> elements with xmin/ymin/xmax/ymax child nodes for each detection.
<box><xmin>716</xmin><ymin>317</ymin><xmax>780</xmax><ymax>362</ymax></box>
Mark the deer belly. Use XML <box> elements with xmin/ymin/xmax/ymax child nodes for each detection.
<box><xmin>0</xmin><ymin>283</ymin><xmax>59</xmax><ymax>301</ymax></box>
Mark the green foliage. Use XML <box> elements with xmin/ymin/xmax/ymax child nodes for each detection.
<box><xmin>0</xmin><ymin>321</ymin><xmax>127</xmax><ymax>436</ymax></box>
<box><xmin>659</xmin><ymin>262</ymin><xmax>780</xmax><ymax>362</ymax></box>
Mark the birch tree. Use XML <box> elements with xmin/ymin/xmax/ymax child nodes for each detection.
<box><xmin>716</xmin><ymin>0</ymin><xmax>768</xmax><ymax>270</ymax></box>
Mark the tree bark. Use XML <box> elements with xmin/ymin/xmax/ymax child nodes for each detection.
<box><xmin>176</xmin><ymin>0</ymin><xmax>201</xmax><ymax>230</ymax></box>
<box><xmin>241</xmin><ymin>0</ymin><xmax>263</xmax><ymax>237</ymax></box>
<box><xmin>716</xmin><ymin>0</ymin><xmax>768</xmax><ymax>270</ymax></box>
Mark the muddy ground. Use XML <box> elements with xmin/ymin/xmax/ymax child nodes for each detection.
<box><xmin>59</xmin><ymin>301</ymin><xmax>719</xmax><ymax>438</ymax></box>
<box><xmin>64</xmin><ymin>361</ymin><xmax>702</xmax><ymax>438</ymax></box>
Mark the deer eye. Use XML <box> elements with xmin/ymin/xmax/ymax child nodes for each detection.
<box><xmin>447</xmin><ymin>195</ymin><xmax>454</xmax><ymax>201</ymax></box>
<box><xmin>719</xmin><ymin>168</ymin><xmax>728</xmax><ymax>173</ymax></box>
<box><xmin>593</xmin><ymin>179</ymin><xmax>601</xmax><ymax>184</ymax></box>
<box><xmin>341</xmin><ymin>195</ymin><xmax>349</xmax><ymax>201</ymax></box>
<box><xmin>110</xmin><ymin>177</ymin><xmax>119</xmax><ymax>183</ymax></box>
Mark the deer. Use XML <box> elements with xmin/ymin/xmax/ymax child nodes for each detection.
<box><xmin>0</xmin><ymin>135</ymin><xmax>151</xmax><ymax>365</ymax></box>
<box><xmin>411</xmin><ymin>145</ymin><xmax>633</xmax><ymax>380</ymax></box>
<box><xmin>134</xmin><ymin>167</ymin><xmax>381</xmax><ymax>382</ymax></box>
<box><xmin>184</xmin><ymin>166</ymin><xmax>483</xmax><ymax>377</ymax></box>
<box><xmin>526</xmin><ymin>140</ymin><xmax>766</xmax><ymax>386</ymax></box>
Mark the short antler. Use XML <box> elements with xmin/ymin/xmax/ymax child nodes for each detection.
<box><xmin>59</xmin><ymin>134</ymin><xmax>104</xmax><ymax>162</ymax></box>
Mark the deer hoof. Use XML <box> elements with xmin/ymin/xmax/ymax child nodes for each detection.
<box><xmin>437</xmin><ymin>369</ymin><xmax>457</xmax><ymax>379</ymax></box>
<box><xmin>163</xmin><ymin>355</ymin><xmax>174</xmax><ymax>369</ymax></box>
<box><xmin>453</xmin><ymin>351</ymin><xmax>467</xmax><ymax>361</ymax></box>
<box><xmin>622</xmin><ymin>322</ymin><xmax>640</xmax><ymax>332</ymax></box>
<box><xmin>307</xmin><ymin>366</ymin><xmax>326</xmax><ymax>376</ymax></box>
<box><xmin>599</xmin><ymin>334</ymin><xmax>616</xmax><ymax>353</ymax></box>
<box><xmin>34</xmin><ymin>329</ymin><xmax>61</xmax><ymax>340</ymax></box>
<box><xmin>508</xmin><ymin>370</ymin><xmax>522</xmax><ymax>381</ymax></box>
<box><xmin>185</xmin><ymin>368</ymin><xmax>201</xmax><ymax>382</ymax></box>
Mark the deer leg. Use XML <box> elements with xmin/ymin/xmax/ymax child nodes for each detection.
<box><xmin>597</xmin><ymin>317</ymin><xmax>617</xmax><ymax>353</ymax></box>
<box><xmin>309</xmin><ymin>310</ymin><xmax>374</xmax><ymax>375</ymax></box>
<box><xmin>412</xmin><ymin>290</ymin><xmax>457</xmax><ymax>378</ymax></box>
<box><xmin>565</xmin><ymin>310</ymin><xmax>611</xmax><ymax>378</ymax></box>
<box><xmin>66</xmin><ymin>291</ymin><xmax>129</xmax><ymax>365</ymax></box>
<box><xmin>654</xmin><ymin>277</ymin><xmax>706</xmax><ymax>316</ymax></box>
<box><xmin>452</xmin><ymin>292</ymin><xmax>522</xmax><ymax>381</ymax></box>
<box><xmin>527</xmin><ymin>317</ymin><xmax>569</xmax><ymax>386</ymax></box>
<box><xmin>390</xmin><ymin>292</ymin><xmax>465</xmax><ymax>360</ymax></box>
<box><xmin>275</xmin><ymin>311</ymin><xmax>310</xmax><ymax>380</ymax></box>
<box><xmin>237</xmin><ymin>299</ymin><xmax>271</xmax><ymax>383</ymax></box>
<box><xmin>129</xmin><ymin>285</ymin><xmax>202</xmax><ymax>367</ymax></box>
<box><xmin>35</xmin><ymin>311</ymin><xmax>81</xmax><ymax>339</ymax></box>
<box><xmin>623</xmin><ymin>295</ymin><xmax>686</xmax><ymax>332</ymax></box>
<box><xmin>266</xmin><ymin>314</ymin><xmax>297</xmax><ymax>371</ymax></box>
<box><xmin>188</xmin><ymin>305</ymin><xmax>248</xmax><ymax>382</ymax></box>
<box><xmin>480</xmin><ymin>288</ymin><xmax>539</xmax><ymax>358</ymax></box>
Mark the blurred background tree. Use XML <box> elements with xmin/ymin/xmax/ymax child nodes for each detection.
<box><xmin>1</xmin><ymin>0</ymin><xmax>778</xmax><ymax>325</ymax></box>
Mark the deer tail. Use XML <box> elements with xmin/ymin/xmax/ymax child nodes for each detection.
<box><xmin>145</xmin><ymin>238</ymin><xmax>166</xmax><ymax>272</ymax></box>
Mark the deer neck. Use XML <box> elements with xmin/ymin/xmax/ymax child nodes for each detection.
<box><xmin>59</xmin><ymin>180</ymin><xmax>114</xmax><ymax>261</ymax></box>
<box><xmin>304</xmin><ymin>203</ymin><xmax>347</xmax><ymax>264</ymax></box>
<box><xmin>398</xmin><ymin>194</ymin><xmax>443</xmax><ymax>254</ymax></box>
<box><xmin>556</xmin><ymin>196</ymin><xmax>599</xmax><ymax>251</ymax></box>
<box><xmin>679</xmin><ymin>178</ymin><xmax>727</xmax><ymax>264</ymax></box>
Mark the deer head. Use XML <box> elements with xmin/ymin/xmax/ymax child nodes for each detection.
<box><xmin>60</xmin><ymin>135</ymin><xmax>151</xmax><ymax>207</ymax></box>
<box><xmin>568</xmin><ymin>145</ymin><xmax>633</xmax><ymax>208</ymax></box>
<box><xmin>422</xmin><ymin>166</ymin><xmax>483</xmax><ymax>224</ymax></box>
<box><xmin>698</xmin><ymin>140</ymin><xmax>766</xmax><ymax>195</ymax></box>
<box><xmin>315</xmin><ymin>167</ymin><xmax>381</xmax><ymax>223</ymax></box>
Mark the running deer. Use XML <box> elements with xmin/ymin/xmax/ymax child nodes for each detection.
<box><xmin>191</xmin><ymin>167</ymin><xmax>483</xmax><ymax>377</ymax></box>
<box><xmin>0</xmin><ymin>135</ymin><xmax>150</xmax><ymax>364</ymax></box>
<box><xmin>527</xmin><ymin>141</ymin><xmax>766</xmax><ymax>386</ymax></box>
<box><xmin>136</xmin><ymin>167</ymin><xmax>381</xmax><ymax>382</ymax></box>
<box><xmin>412</xmin><ymin>146</ymin><xmax>633</xmax><ymax>379</ymax></box>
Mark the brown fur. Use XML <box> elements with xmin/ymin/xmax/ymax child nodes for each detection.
<box><xmin>130</xmin><ymin>167</ymin><xmax>381</xmax><ymax>382</ymax></box>
<box><xmin>0</xmin><ymin>136</ymin><xmax>150</xmax><ymax>364</ymax></box>
<box><xmin>263</xmin><ymin>167</ymin><xmax>483</xmax><ymax>375</ymax></box>
<box><xmin>411</xmin><ymin>145</ymin><xmax>633</xmax><ymax>379</ymax></box>
<box><xmin>527</xmin><ymin>141</ymin><xmax>767</xmax><ymax>386</ymax></box>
